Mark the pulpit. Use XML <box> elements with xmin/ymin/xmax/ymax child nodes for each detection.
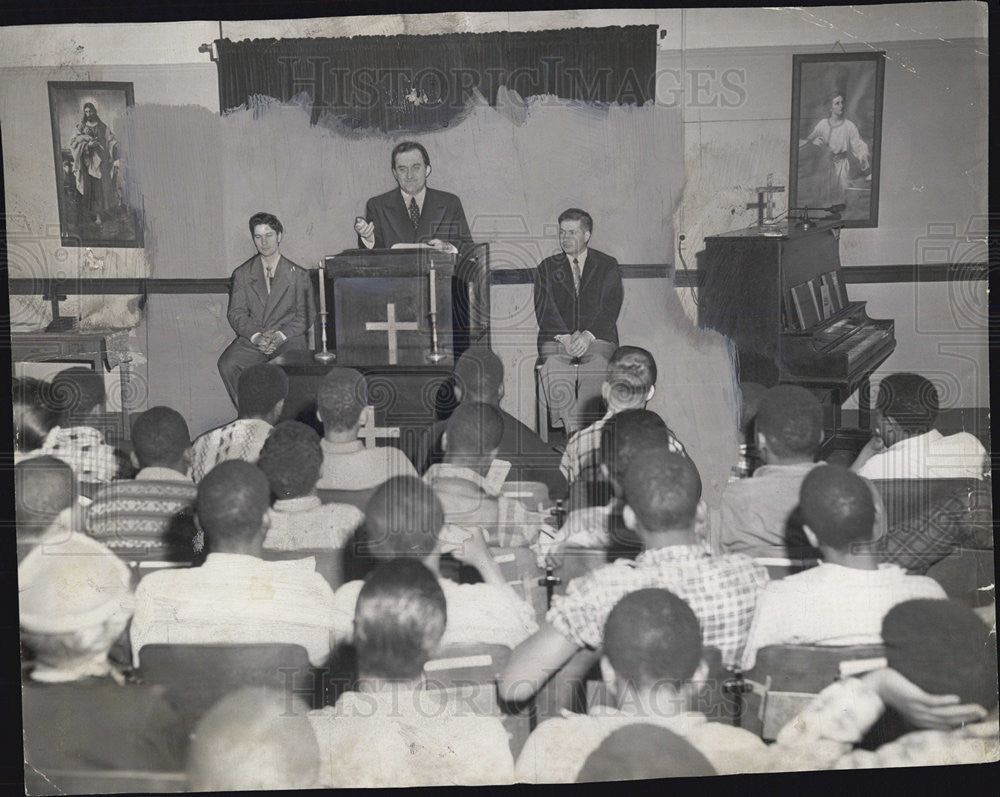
<box><xmin>279</xmin><ymin>244</ymin><xmax>490</xmax><ymax>465</ymax></box>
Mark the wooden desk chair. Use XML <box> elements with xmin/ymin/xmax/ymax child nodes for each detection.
<box><xmin>316</xmin><ymin>486</ymin><xmax>377</xmax><ymax>511</ymax></box>
<box><xmin>260</xmin><ymin>547</ymin><xmax>346</xmax><ymax>591</ymax></box>
<box><xmin>137</xmin><ymin>643</ymin><xmax>319</xmax><ymax>731</ymax></box>
<box><xmin>751</xmin><ymin>557</ymin><xmax>820</xmax><ymax>581</ymax></box>
<box><xmin>500</xmin><ymin>480</ymin><xmax>552</xmax><ymax>513</ymax></box>
<box><xmin>24</xmin><ymin>766</ymin><xmax>186</xmax><ymax>796</ymax></box>
<box><xmin>739</xmin><ymin>644</ymin><xmax>887</xmax><ymax>740</ymax></box>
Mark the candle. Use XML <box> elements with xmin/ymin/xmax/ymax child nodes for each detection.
<box><xmin>317</xmin><ymin>261</ymin><xmax>327</xmax><ymax>315</ymax></box>
<box><xmin>428</xmin><ymin>264</ymin><xmax>436</xmax><ymax>316</ymax></box>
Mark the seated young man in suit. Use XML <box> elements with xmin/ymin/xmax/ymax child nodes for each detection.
<box><xmin>86</xmin><ymin>406</ymin><xmax>201</xmax><ymax>562</ymax></box>
<box><xmin>766</xmin><ymin>598</ymin><xmax>997</xmax><ymax>770</ymax></box>
<box><xmin>716</xmin><ymin>384</ymin><xmax>825</xmax><ymax>559</ymax></box>
<box><xmin>330</xmin><ymin>476</ymin><xmax>536</xmax><ymax>650</ymax></box>
<box><xmin>419</xmin><ymin>346</ymin><xmax>568</xmax><ymax>499</ymax></box>
<box><xmin>740</xmin><ymin>465</ymin><xmax>945</xmax><ymax>670</ymax></box>
<box><xmin>190</xmin><ymin>362</ymin><xmax>288</xmax><ymax>482</ymax></box>
<box><xmin>19</xmin><ymin>534</ymin><xmax>186</xmax><ymax>779</ymax></box>
<box><xmin>129</xmin><ymin>460</ymin><xmax>337</xmax><ymax>667</ymax></box>
<box><xmin>515</xmin><ymin>588</ymin><xmax>766</xmax><ymax>782</ymax></box>
<box><xmin>257</xmin><ymin>420</ymin><xmax>364</xmax><ymax>551</ymax></box>
<box><xmin>314</xmin><ymin>367</ymin><xmax>417</xmax><ymax>492</ymax></box>
<box><xmin>311</xmin><ymin>559</ymin><xmax>515</xmax><ymax>788</ymax></box>
<box><xmin>186</xmin><ymin>688</ymin><xmax>319</xmax><ymax>792</ymax></box>
<box><xmin>14</xmin><ymin>456</ymin><xmax>81</xmax><ymax>564</ymax></box>
<box><xmin>37</xmin><ymin>366</ymin><xmax>125</xmax><ymax>489</ymax></box>
<box><xmin>353</xmin><ymin>141</ymin><xmax>471</xmax><ymax>251</ymax></box>
<box><xmin>501</xmin><ymin>448</ymin><xmax>768</xmax><ymax>706</ymax></box>
<box><xmin>535</xmin><ymin>208</ymin><xmax>624</xmax><ymax>436</ymax></box>
<box><xmin>853</xmin><ymin>372</ymin><xmax>988</xmax><ymax>480</ymax></box>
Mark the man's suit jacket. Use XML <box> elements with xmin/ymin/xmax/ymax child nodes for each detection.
<box><xmin>533</xmin><ymin>248</ymin><xmax>623</xmax><ymax>350</ymax></box>
<box><xmin>226</xmin><ymin>254</ymin><xmax>314</xmax><ymax>343</ymax></box>
<box><xmin>360</xmin><ymin>187</ymin><xmax>472</xmax><ymax>250</ymax></box>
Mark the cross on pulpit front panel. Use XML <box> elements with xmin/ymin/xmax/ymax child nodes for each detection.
<box><xmin>333</xmin><ymin>275</ymin><xmax>453</xmax><ymax>366</ymax></box>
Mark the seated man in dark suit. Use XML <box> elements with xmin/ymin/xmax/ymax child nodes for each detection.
<box><xmin>535</xmin><ymin>208</ymin><xmax>623</xmax><ymax>435</ymax></box>
<box><xmin>354</xmin><ymin>141</ymin><xmax>471</xmax><ymax>251</ymax></box>
<box><xmin>217</xmin><ymin>212</ymin><xmax>314</xmax><ymax>406</ymax></box>
<box><xmin>418</xmin><ymin>346</ymin><xmax>568</xmax><ymax>499</ymax></box>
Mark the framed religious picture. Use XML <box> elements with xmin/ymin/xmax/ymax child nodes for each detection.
<box><xmin>789</xmin><ymin>52</ymin><xmax>885</xmax><ymax>228</ymax></box>
<box><xmin>48</xmin><ymin>81</ymin><xmax>144</xmax><ymax>247</ymax></box>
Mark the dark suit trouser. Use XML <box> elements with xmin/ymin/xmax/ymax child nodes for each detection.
<box><xmin>539</xmin><ymin>338</ymin><xmax>617</xmax><ymax>433</ymax></box>
<box><xmin>218</xmin><ymin>335</ymin><xmax>307</xmax><ymax>407</ymax></box>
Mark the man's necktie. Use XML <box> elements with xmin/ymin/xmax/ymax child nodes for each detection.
<box><xmin>264</xmin><ymin>266</ymin><xmax>273</xmax><ymax>293</ymax></box>
<box><xmin>572</xmin><ymin>257</ymin><xmax>581</xmax><ymax>294</ymax></box>
<box><xmin>408</xmin><ymin>197</ymin><xmax>420</xmax><ymax>230</ymax></box>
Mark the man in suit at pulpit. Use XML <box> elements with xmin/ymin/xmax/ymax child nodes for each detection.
<box><xmin>218</xmin><ymin>212</ymin><xmax>314</xmax><ymax>406</ymax></box>
<box><xmin>534</xmin><ymin>208</ymin><xmax>623</xmax><ymax>435</ymax></box>
<box><xmin>353</xmin><ymin>142</ymin><xmax>472</xmax><ymax>251</ymax></box>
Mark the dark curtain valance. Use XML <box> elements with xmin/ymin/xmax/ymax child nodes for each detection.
<box><xmin>215</xmin><ymin>26</ymin><xmax>657</xmax><ymax>133</ymax></box>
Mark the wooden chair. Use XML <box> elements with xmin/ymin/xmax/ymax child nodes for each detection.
<box><xmin>500</xmin><ymin>480</ymin><xmax>553</xmax><ymax>513</ymax></box>
<box><xmin>751</xmin><ymin>557</ymin><xmax>820</xmax><ymax>581</ymax></box>
<box><xmin>260</xmin><ymin>546</ymin><xmax>346</xmax><ymax>591</ymax></box>
<box><xmin>316</xmin><ymin>486</ymin><xmax>377</xmax><ymax>511</ymax></box>
<box><xmin>24</xmin><ymin>766</ymin><xmax>186</xmax><ymax>795</ymax></box>
<box><xmin>137</xmin><ymin>643</ymin><xmax>319</xmax><ymax>731</ymax></box>
<box><xmin>739</xmin><ymin>644</ymin><xmax>887</xmax><ymax>740</ymax></box>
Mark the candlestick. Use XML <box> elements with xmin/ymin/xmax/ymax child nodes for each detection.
<box><xmin>314</xmin><ymin>258</ymin><xmax>336</xmax><ymax>363</ymax></box>
<box><xmin>317</xmin><ymin>260</ymin><xmax>327</xmax><ymax>315</ymax></box>
<box><xmin>428</xmin><ymin>264</ymin><xmax>437</xmax><ymax>316</ymax></box>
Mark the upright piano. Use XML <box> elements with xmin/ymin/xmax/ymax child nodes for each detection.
<box><xmin>698</xmin><ymin>222</ymin><xmax>895</xmax><ymax>437</ymax></box>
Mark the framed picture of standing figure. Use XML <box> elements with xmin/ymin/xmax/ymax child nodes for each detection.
<box><xmin>48</xmin><ymin>81</ymin><xmax>144</xmax><ymax>247</ymax></box>
<box><xmin>789</xmin><ymin>52</ymin><xmax>885</xmax><ymax>228</ymax></box>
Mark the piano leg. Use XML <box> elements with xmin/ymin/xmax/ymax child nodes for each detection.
<box><xmin>857</xmin><ymin>376</ymin><xmax>872</xmax><ymax>432</ymax></box>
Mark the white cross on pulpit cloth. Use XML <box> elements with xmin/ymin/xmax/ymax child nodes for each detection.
<box><xmin>358</xmin><ymin>405</ymin><xmax>401</xmax><ymax>449</ymax></box>
<box><xmin>364</xmin><ymin>302</ymin><xmax>419</xmax><ymax>365</ymax></box>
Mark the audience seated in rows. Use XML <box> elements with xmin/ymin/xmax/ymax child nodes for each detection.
<box><xmin>420</xmin><ymin>346</ymin><xmax>568</xmax><ymax>499</ymax></box>
<box><xmin>501</xmin><ymin>448</ymin><xmax>768</xmax><ymax>704</ymax></box>
<box><xmin>424</xmin><ymin>401</ymin><xmax>537</xmax><ymax>547</ymax></box>
<box><xmin>740</xmin><ymin>465</ymin><xmax>945</xmax><ymax>670</ymax></box>
<box><xmin>257</xmin><ymin>420</ymin><xmax>364</xmax><ymax>551</ymax></box>
<box><xmin>717</xmin><ymin>385</ymin><xmax>824</xmax><ymax>559</ymax></box>
<box><xmin>190</xmin><ymin>362</ymin><xmax>288</xmax><ymax>482</ymax></box>
<box><xmin>36</xmin><ymin>366</ymin><xmax>123</xmax><ymax>486</ymax></box>
<box><xmin>310</xmin><ymin>559</ymin><xmax>515</xmax><ymax>788</ymax></box>
<box><xmin>19</xmin><ymin>533</ymin><xmax>186</xmax><ymax>777</ymax></box>
<box><xmin>540</xmin><ymin>409</ymin><xmax>678</xmax><ymax>557</ymax></box>
<box><xmin>186</xmin><ymin>688</ymin><xmax>319</xmax><ymax>792</ymax></box>
<box><xmin>853</xmin><ymin>372</ymin><xmax>988</xmax><ymax>480</ymax></box>
<box><xmin>129</xmin><ymin>460</ymin><xmax>337</xmax><ymax>666</ymax></box>
<box><xmin>515</xmin><ymin>588</ymin><xmax>766</xmax><ymax>782</ymax></box>
<box><xmin>86</xmin><ymin>406</ymin><xmax>201</xmax><ymax>561</ymax></box>
<box><xmin>14</xmin><ymin>456</ymin><xmax>80</xmax><ymax>564</ymax></box>
<box><xmin>576</xmin><ymin>724</ymin><xmax>717</xmax><ymax>782</ymax></box>
<box><xmin>330</xmin><ymin>476</ymin><xmax>537</xmax><ymax>649</ymax></box>
<box><xmin>315</xmin><ymin>367</ymin><xmax>417</xmax><ymax>491</ymax></box>
<box><xmin>12</xmin><ymin>376</ymin><xmax>59</xmax><ymax>462</ymax></box>
<box><xmin>560</xmin><ymin>346</ymin><xmax>669</xmax><ymax>486</ymax></box>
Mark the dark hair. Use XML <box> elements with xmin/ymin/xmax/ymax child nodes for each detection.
<box><xmin>257</xmin><ymin>421</ymin><xmax>323</xmax><ymax>500</ymax></box>
<box><xmin>359</xmin><ymin>476</ymin><xmax>444</xmax><ymax>560</ymax></box>
<box><xmin>605</xmin><ymin>346</ymin><xmax>657</xmax><ymax>406</ymax></box>
<box><xmin>604</xmin><ymin>589</ymin><xmax>703</xmax><ymax>690</ymax></box>
<box><xmin>599</xmin><ymin>409</ymin><xmax>668</xmax><ymax>483</ymax></box>
<box><xmin>558</xmin><ymin>208</ymin><xmax>593</xmax><ymax>234</ymax></box>
<box><xmin>577</xmin><ymin>724</ymin><xmax>715</xmax><ymax>782</ymax></box>
<box><xmin>623</xmin><ymin>448</ymin><xmax>702</xmax><ymax>531</ymax></box>
<box><xmin>391</xmin><ymin>141</ymin><xmax>430</xmax><ymax>170</ymax></box>
<box><xmin>46</xmin><ymin>367</ymin><xmax>105</xmax><ymax>423</ymax></box>
<box><xmin>316</xmin><ymin>368</ymin><xmax>367</xmax><ymax>432</ymax></box>
<box><xmin>15</xmin><ymin>456</ymin><xmax>77</xmax><ymax>533</ymax></box>
<box><xmin>755</xmin><ymin>385</ymin><xmax>823</xmax><ymax>459</ymax></box>
<box><xmin>196</xmin><ymin>460</ymin><xmax>271</xmax><ymax>546</ymax></box>
<box><xmin>237</xmin><ymin>363</ymin><xmax>289</xmax><ymax>419</ymax></box>
<box><xmin>355</xmin><ymin>559</ymin><xmax>446</xmax><ymax>680</ymax></box>
<box><xmin>131</xmin><ymin>406</ymin><xmax>190</xmax><ymax>468</ymax></box>
<box><xmin>80</xmin><ymin>102</ymin><xmax>100</xmax><ymax>125</ymax></box>
<box><xmin>12</xmin><ymin>377</ymin><xmax>58</xmax><ymax>452</ymax></box>
<box><xmin>453</xmin><ymin>347</ymin><xmax>504</xmax><ymax>403</ymax></box>
<box><xmin>876</xmin><ymin>373</ymin><xmax>940</xmax><ymax>435</ymax></box>
<box><xmin>444</xmin><ymin>401</ymin><xmax>504</xmax><ymax>457</ymax></box>
<box><xmin>799</xmin><ymin>465</ymin><xmax>875</xmax><ymax>550</ymax></box>
<box><xmin>883</xmin><ymin>599</ymin><xmax>998</xmax><ymax>711</ymax></box>
<box><xmin>248</xmin><ymin>212</ymin><xmax>283</xmax><ymax>236</ymax></box>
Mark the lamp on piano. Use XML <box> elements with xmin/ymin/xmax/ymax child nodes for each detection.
<box><xmin>790</xmin><ymin>204</ymin><xmax>846</xmax><ymax>231</ymax></box>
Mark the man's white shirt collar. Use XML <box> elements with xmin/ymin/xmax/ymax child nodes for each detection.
<box><xmin>567</xmin><ymin>247</ymin><xmax>589</xmax><ymax>271</ymax></box>
<box><xmin>400</xmin><ymin>186</ymin><xmax>428</xmax><ymax>214</ymax></box>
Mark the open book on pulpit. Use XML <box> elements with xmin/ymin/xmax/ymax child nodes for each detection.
<box><xmin>317</xmin><ymin>244</ymin><xmax>490</xmax><ymax>367</ymax></box>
